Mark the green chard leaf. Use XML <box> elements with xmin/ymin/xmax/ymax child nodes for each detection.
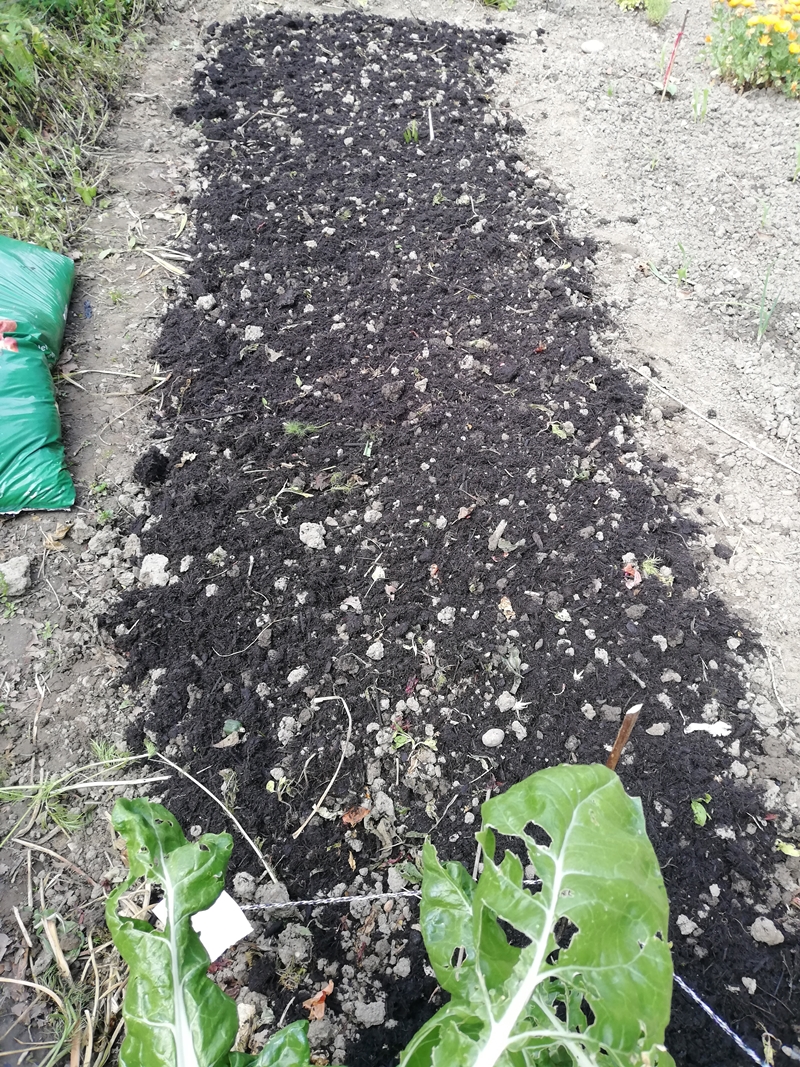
<box><xmin>107</xmin><ymin>798</ymin><xmax>333</xmax><ymax>1067</ymax></box>
<box><xmin>106</xmin><ymin>798</ymin><xmax>239</xmax><ymax>1067</ymax></box>
<box><xmin>401</xmin><ymin>764</ymin><xmax>674</xmax><ymax>1067</ymax></box>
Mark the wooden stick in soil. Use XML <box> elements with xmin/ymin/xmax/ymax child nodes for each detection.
<box><xmin>13</xmin><ymin>837</ymin><xmax>101</xmax><ymax>889</ymax></box>
<box><xmin>606</xmin><ymin>704</ymin><xmax>643</xmax><ymax>772</ymax></box>
<box><xmin>40</xmin><ymin>881</ymin><xmax>73</xmax><ymax>985</ymax></box>
<box><xmin>628</xmin><ymin>364</ymin><xmax>800</xmax><ymax>479</ymax></box>
<box><xmin>153</xmin><ymin>752</ymin><xmax>278</xmax><ymax>883</ymax></box>
<box><xmin>0</xmin><ymin>977</ymin><xmax>67</xmax><ymax>1014</ymax></box>
<box><xmin>293</xmin><ymin>696</ymin><xmax>353</xmax><ymax>840</ymax></box>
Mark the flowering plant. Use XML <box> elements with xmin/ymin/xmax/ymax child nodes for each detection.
<box><xmin>708</xmin><ymin>0</ymin><xmax>800</xmax><ymax>97</ymax></box>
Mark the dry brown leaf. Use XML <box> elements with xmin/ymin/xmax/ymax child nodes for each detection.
<box><xmin>498</xmin><ymin>595</ymin><xmax>516</xmax><ymax>621</ymax></box>
<box><xmin>348</xmin><ymin>851</ymin><xmax>356</xmax><ymax>871</ymax></box>
<box><xmin>302</xmin><ymin>980</ymin><xmax>334</xmax><ymax>1022</ymax></box>
<box><xmin>342</xmin><ymin>804</ymin><xmax>369</xmax><ymax>827</ymax></box>
<box><xmin>43</xmin><ymin>521</ymin><xmax>73</xmax><ymax>551</ymax></box>
<box><xmin>456</xmin><ymin>504</ymin><xmax>476</xmax><ymax>522</ymax></box>
<box><xmin>212</xmin><ymin>733</ymin><xmax>240</xmax><ymax>749</ymax></box>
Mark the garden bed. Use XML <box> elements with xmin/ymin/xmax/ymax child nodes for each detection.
<box><xmin>104</xmin><ymin>10</ymin><xmax>797</xmax><ymax>1064</ymax></box>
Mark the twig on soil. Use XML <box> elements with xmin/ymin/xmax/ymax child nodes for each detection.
<box><xmin>95</xmin><ymin>395</ymin><xmax>155</xmax><ymax>441</ymax></box>
<box><xmin>292</xmin><ymin>696</ymin><xmax>353</xmax><ymax>840</ymax></box>
<box><xmin>427</xmin><ymin>106</ymin><xmax>434</xmax><ymax>142</ymax></box>
<box><xmin>12</xmin><ymin>838</ymin><xmax>102</xmax><ymax>889</ymax></box>
<box><xmin>178</xmin><ymin>409</ymin><xmax>250</xmax><ymax>423</ymax></box>
<box><xmin>58</xmin><ymin>369</ymin><xmax>141</xmax><ymax>378</ymax></box>
<box><xmin>12</xmin><ymin>905</ymin><xmax>33</xmax><ymax>948</ymax></box>
<box><xmin>276</xmin><ymin>996</ymin><xmax>296</xmax><ymax>1029</ymax></box>
<box><xmin>212</xmin><ymin>625</ymin><xmax>271</xmax><ymax>657</ymax></box>
<box><xmin>628</xmin><ymin>365</ymin><xmax>800</xmax><ymax>478</ymax></box>
<box><xmin>614</xmin><ymin>655</ymin><xmax>646</xmax><ymax>690</ymax></box>
<box><xmin>0</xmin><ymin>977</ymin><xmax>67</xmax><ymax>1015</ymax></box>
<box><xmin>606</xmin><ymin>704</ymin><xmax>643</xmax><ymax>772</ymax></box>
<box><xmin>40</xmin><ymin>881</ymin><xmax>73</xmax><ymax>984</ymax></box>
<box><xmin>152</xmin><ymin>751</ymin><xmax>279</xmax><ymax>883</ymax></box>
<box><xmin>31</xmin><ymin>674</ymin><xmax>46</xmax><ymax>745</ymax></box>
<box><xmin>764</xmin><ymin>646</ymin><xmax>794</xmax><ymax>716</ymax></box>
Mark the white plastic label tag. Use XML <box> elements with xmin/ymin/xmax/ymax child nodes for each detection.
<box><xmin>151</xmin><ymin>890</ymin><xmax>253</xmax><ymax>962</ymax></box>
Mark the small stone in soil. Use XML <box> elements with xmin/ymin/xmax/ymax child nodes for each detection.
<box><xmin>749</xmin><ymin>917</ymin><xmax>784</xmax><ymax>945</ymax></box>
<box><xmin>299</xmin><ymin>522</ymin><xmax>326</xmax><ymax>549</ymax></box>
<box><xmin>139</xmin><ymin>553</ymin><xmax>170</xmax><ymax>587</ymax></box>
<box><xmin>0</xmin><ymin>555</ymin><xmax>31</xmax><ymax>595</ymax></box>
<box><xmin>482</xmin><ymin>728</ymin><xmax>505</xmax><ymax>748</ymax></box>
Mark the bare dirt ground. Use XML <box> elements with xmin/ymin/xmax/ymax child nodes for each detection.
<box><xmin>1</xmin><ymin>0</ymin><xmax>798</xmax><ymax>1063</ymax></box>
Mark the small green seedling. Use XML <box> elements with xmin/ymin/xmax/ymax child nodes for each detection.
<box><xmin>642</xmin><ymin>555</ymin><xmax>675</xmax><ymax>587</ymax></box>
<box><xmin>691</xmin><ymin>87</ymin><xmax>709</xmax><ymax>123</ymax></box>
<box><xmin>403</xmin><ymin>119</ymin><xmax>419</xmax><ymax>144</ymax></box>
<box><xmin>793</xmin><ymin>142</ymin><xmax>800</xmax><ymax>182</ymax></box>
<box><xmin>90</xmin><ymin>738</ymin><xmax>125</xmax><ymax>765</ymax></box>
<box><xmin>108</xmin><ymin>287</ymin><xmax>126</xmax><ymax>305</ymax></box>
<box><xmin>0</xmin><ymin>576</ymin><xmax>16</xmax><ymax>620</ymax></box>
<box><xmin>757</xmin><ymin>264</ymin><xmax>781</xmax><ymax>343</ymax></box>
<box><xmin>691</xmin><ymin>793</ymin><xmax>711</xmax><ymax>827</ymax></box>
<box><xmin>392</xmin><ymin>722</ymin><xmax>437</xmax><ymax>754</ymax></box>
<box><xmin>675</xmin><ymin>242</ymin><xmax>691</xmax><ymax>286</ymax></box>
<box><xmin>283</xmin><ymin>420</ymin><xmax>326</xmax><ymax>438</ymax></box>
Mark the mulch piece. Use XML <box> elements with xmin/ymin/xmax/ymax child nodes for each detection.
<box><xmin>108</xmin><ymin>11</ymin><xmax>797</xmax><ymax>1064</ymax></box>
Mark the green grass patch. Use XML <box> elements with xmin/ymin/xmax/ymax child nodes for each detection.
<box><xmin>616</xmin><ymin>0</ymin><xmax>671</xmax><ymax>25</ymax></box>
<box><xmin>0</xmin><ymin>0</ymin><xmax>158</xmax><ymax>251</ymax></box>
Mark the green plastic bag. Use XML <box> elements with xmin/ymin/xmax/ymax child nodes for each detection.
<box><xmin>0</xmin><ymin>234</ymin><xmax>76</xmax><ymax>513</ymax></box>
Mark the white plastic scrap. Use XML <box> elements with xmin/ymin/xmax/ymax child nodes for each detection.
<box><xmin>685</xmin><ymin>721</ymin><xmax>732</xmax><ymax>737</ymax></box>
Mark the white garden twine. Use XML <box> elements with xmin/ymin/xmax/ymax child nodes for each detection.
<box><xmin>241</xmin><ymin>887</ymin><xmax>770</xmax><ymax>1067</ymax></box>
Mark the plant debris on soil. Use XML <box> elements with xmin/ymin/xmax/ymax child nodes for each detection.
<box><xmin>104</xmin><ymin>11</ymin><xmax>798</xmax><ymax>1065</ymax></box>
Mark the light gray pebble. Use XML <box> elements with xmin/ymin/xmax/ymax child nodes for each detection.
<box><xmin>482</xmin><ymin>728</ymin><xmax>505</xmax><ymax>748</ymax></box>
<box><xmin>0</xmin><ymin>555</ymin><xmax>31</xmax><ymax>595</ymax></box>
<box><xmin>139</xmin><ymin>553</ymin><xmax>170</xmax><ymax>587</ymax></box>
<box><xmin>750</xmin><ymin>916</ymin><xmax>784</xmax><ymax>945</ymax></box>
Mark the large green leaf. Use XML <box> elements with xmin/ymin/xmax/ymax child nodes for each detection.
<box><xmin>107</xmin><ymin>800</ymin><xmax>332</xmax><ymax>1067</ymax></box>
<box><xmin>401</xmin><ymin>764</ymin><xmax>675</xmax><ymax>1067</ymax></box>
<box><xmin>230</xmin><ymin>1021</ymin><xmax>315</xmax><ymax>1067</ymax></box>
<box><xmin>106</xmin><ymin>798</ymin><xmax>238</xmax><ymax>1067</ymax></box>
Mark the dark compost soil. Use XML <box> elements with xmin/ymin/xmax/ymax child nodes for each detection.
<box><xmin>106</xmin><ymin>11</ymin><xmax>798</xmax><ymax>1065</ymax></box>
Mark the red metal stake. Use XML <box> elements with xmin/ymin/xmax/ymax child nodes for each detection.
<box><xmin>662</xmin><ymin>12</ymin><xmax>689</xmax><ymax>100</ymax></box>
